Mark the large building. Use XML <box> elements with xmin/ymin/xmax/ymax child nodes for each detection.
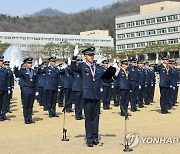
<box><xmin>115</xmin><ymin>1</ymin><xmax>180</xmax><ymax>52</ymax></box>
<box><xmin>0</xmin><ymin>31</ymin><xmax>114</xmax><ymax>58</ymax></box>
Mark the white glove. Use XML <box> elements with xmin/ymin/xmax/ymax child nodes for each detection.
<box><xmin>68</xmin><ymin>58</ymin><xmax>71</xmax><ymax>66</ymax></box>
<box><xmin>115</xmin><ymin>68</ymin><xmax>120</xmax><ymax>77</ymax></box>
<box><xmin>58</xmin><ymin>89</ymin><xmax>61</xmax><ymax>92</ymax></box>
<box><xmin>73</xmin><ymin>45</ymin><xmax>79</xmax><ymax>56</ymax></box>
<box><xmin>151</xmin><ymin>84</ymin><xmax>154</xmax><ymax>87</ymax></box>
<box><xmin>145</xmin><ymin>84</ymin><xmax>147</xmax><ymax>87</ymax></box>
<box><xmin>35</xmin><ymin>92</ymin><xmax>39</xmax><ymax>96</ymax></box>
<box><xmin>100</xmin><ymin>88</ymin><xmax>103</xmax><ymax>92</ymax></box>
<box><xmin>112</xmin><ymin>62</ymin><xmax>118</xmax><ymax>69</ymax></box>
<box><xmin>8</xmin><ymin>90</ymin><xmax>11</xmax><ymax>94</ymax></box>
<box><xmin>170</xmin><ymin>85</ymin><xmax>173</xmax><ymax>88</ymax></box>
<box><xmin>177</xmin><ymin>83</ymin><xmax>179</xmax><ymax>87</ymax></box>
<box><xmin>173</xmin><ymin>87</ymin><xmax>175</xmax><ymax>90</ymax></box>
<box><xmin>139</xmin><ymin>85</ymin><xmax>141</xmax><ymax>89</ymax></box>
<box><xmin>111</xmin><ymin>85</ymin><xmax>114</xmax><ymax>88</ymax></box>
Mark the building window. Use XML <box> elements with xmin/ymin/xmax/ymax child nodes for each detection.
<box><xmin>146</xmin><ymin>18</ymin><xmax>156</xmax><ymax>25</ymax></box>
<box><xmin>116</xmin><ymin>23</ymin><xmax>125</xmax><ymax>29</ymax></box>
<box><xmin>168</xmin><ymin>38</ymin><xmax>178</xmax><ymax>44</ymax></box>
<box><xmin>157</xmin><ymin>40</ymin><xmax>167</xmax><ymax>44</ymax></box>
<box><xmin>156</xmin><ymin>16</ymin><xmax>166</xmax><ymax>23</ymax></box>
<box><xmin>168</xmin><ymin>27</ymin><xmax>178</xmax><ymax>33</ymax></box>
<box><xmin>167</xmin><ymin>14</ymin><xmax>178</xmax><ymax>21</ymax></box>
<box><xmin>136</xmin><ymin>42</ymin><xmax>145</xmax><ymax>48</ymax></box>
<box><xmin>126</xmin><ymin>32</ymin><xmax>135</xmax><ymax>38</ymax></box>
<box><xmin>156</xmin><ymin>28</ymin><xmax>166</xmax><ymax>35</ymax></box>
<box><xmin>136</xmin><ymin>31</ymin><xmax>145</xmax><ymax>37</ymax></box>
<box><xmin>146</xmin><ymin>30</ymin><xmax>156</xmax><ymax>36</ymax></box>
<box><xmin>126</xmin><ymin>43</ymin><xmax>135</xmax><ymax>49</ymax></box>
<box><xmin>117</xmin><ymin>44</ymin><xmax>126</xmax><ymax>50</ymax></box>
<box><xmin>126</xmin><ymin>21</ymin><xmax>135</xmax><ymax>28</ymax></box>
<box><xmin>146</xmin><ymin>41</ymin><xmax>156</xmax><ymax>46</ymax></box>
<box><xmin>135</xmin><ymin>20</ymin><xmax>145</xmax><ymax>26</ymax></box>
<box><xmin>117</xmin><ymin>34</ymin><xmax>125</xmax><ymax>40</ymax></box>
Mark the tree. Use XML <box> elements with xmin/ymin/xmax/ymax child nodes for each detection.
<box><xmin>0</xmin><ymin>41</ymin><xmax>10</xmax><ymax>55</ymax></box>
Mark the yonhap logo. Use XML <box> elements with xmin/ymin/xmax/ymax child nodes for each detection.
<box><xmin>125</xmin><ymin>133</ymin><xmax>139</xmax><ymax>148</ymax></box>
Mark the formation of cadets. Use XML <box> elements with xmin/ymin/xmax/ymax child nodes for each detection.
<box><xmin>0</xmin><ymin>47</ymin><xmax>179</xmax><ymax>147</ymax></box>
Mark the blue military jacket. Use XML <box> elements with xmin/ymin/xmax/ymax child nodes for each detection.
<box><xmin>157</xmin><ymin>64</ymin><xmax>172</xmax><ymax>87</ymax></box>
<box><xmin>170</xmin><ymin>67</ymin><xmax>179</xmax><ymax>87</ymax></box>
<box><xmin>137</xmin><ymin>67</ymin><xmax>145</xmax><ymax>86</ymax></box>
<box><xmin>72</xmin><ymin>72</ymin><xmax>83</xmax><ymax>92</ymax></box>
<box><xmin>144</xmin><ymin>69</ymin><xmax>152</xmax><ymax>86</ymax></box>
<box><xmin>63</xmin><ymin>67</ymin><xmax>73</xmax><ymax>89</ymax></box>
<box><xmin>70</xmin><ymin>56</ymin><xmax>105</xmax><ymax>100</ymax></box>
<box><xmin>150</xmin><ymin>70</ymin><xmax>156</xmax><ymax>85</ymax></box>
<box><xmin>38</xmin><ymin>69</ymin><xmax>46</xmax><ymax>88</ymax></box>
<box><xmin>128</xmin><ymin>66</ymin><xmax>139</xmax><ymax>87</ymax></box>
<box><xmin>58</xmin><ymin>69</ymin><xmax>64</xmax><ymax>88</ymax></box>
<box><xmin>14</xmin><ymin>68</ymin><xmax>38</xmax><ymax>89</ymax></box>
<box><xmin>7</xmin><ymin>69</ymin><xmax>14</xmax><ymax>89</ymax></box>
<box><xmin>43</xmin><ymin>66</ymin><xmax>60</xmax><ymax>90</ymax></box>
<box><xmin>117</xmin><ymin>68</ymin><xmax>130</xmax><ymax>90</ymax></box>
<box><xmin>0</xmin><ymin>66</ymin><xmax>10</xmax><ymax>91</ymax></box>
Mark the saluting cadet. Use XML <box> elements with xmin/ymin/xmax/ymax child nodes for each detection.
<box><xmin>14</xmin><ymin>57</ymin><xmax>38</xmax><ymax>124</ymax></box>
<box><xmin>3</xmin><ymin>61</ymin><xmax>14</xmax><ymax>113</ymax></box>
<box><xmin>116</xmin><ymin>60</ymin><xmax>131</xmax><ymax>117</ymax></box>
<box><xmin>38</xmin><ymin>62</ymin><xmax>47</xmax><ymax>110</ymax></box>
<box><xmin>101</xmin><ymin>60</ymin><xmax>112</xmax><ymax>110</ymax></box>
<box><xmin>70</xmin><ymin>47</ymin><xmax>116</xmax><ymax>147</ymax></box>
<box><xmin>137</xmin><ymin>60</ymin><xmax>145</xmax><ymax>108</ymax></box>
<box><xmin>0</xmin><ymin>56</ymin><xmax>11</xmax><ymax>121</ymax></box>
<box><xmin>57</xmin><ymin>63</ymin><xmax>65</xmax><ymax>108</ymax></box>
<box><xmin>128</xmin><ymin>58</ymin><xmax>140</xmax><ymax>112</ymax></box>
<box><xmin>157</xmin><ymin>56</ymin><xmax>172</xmax><ymax>114</ymax></box>
<box><xmin>43</xmin><ymin>57</ymin><xmax>60</xmax><ymax>118</ymax></box>
<box><xmin>149</xmin><ymin>64</ymin><xmax>156</xmax><ymax>104</ymax></box>
<box><xmin>168</xmin><ymin>60</ymin><xmax>179</xmax><ymax>109</ymax></box>
<box><xmin>173</xmin><ymin>62</ymin><xmax>180</xmax><ymax>104</ymax></box>
<box><xmin>63</xmin><ymin>61</ymin><xmax>74</xmax><ymax>113</ymax></box>
<box><xmin>72</xmin><ymin>58</ymin><xmax>84</xmax><ymax>120</ymax></box>
<box><xmin>144</xmin><ymin>62</ymin><xmax>152</xmax><ymax>105</ymax></box>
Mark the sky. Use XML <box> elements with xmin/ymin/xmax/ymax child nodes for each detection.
<box><xmin>0</xmin><ymin>0</ymin><xmax>120</xmax><ymax>16</ymax></box>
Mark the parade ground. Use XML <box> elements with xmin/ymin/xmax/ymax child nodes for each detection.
<box><xmin>0</xmin><ymin>86</ymin><xmax>179</xmax><ymax>154</ymax></box>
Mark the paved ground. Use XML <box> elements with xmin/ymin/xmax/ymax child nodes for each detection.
<box><xmin>0</xmin><ymin>86</ymin><xmax>179</xmax><ymax>154</ymax></box>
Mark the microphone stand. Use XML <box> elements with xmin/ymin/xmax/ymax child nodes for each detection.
<box><xmin>123</xmin><ymin>113</ymin><xmax>133</xmax><ymax>152</ymax></box>
<box><xmin>61</xmin><ymin>105</ymin><xmax>69</xmax><ymax>141</ymax></box>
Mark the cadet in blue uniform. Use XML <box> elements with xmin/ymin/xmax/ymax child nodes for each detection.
<box><xmin>149</xmin><ymin>64</ymin><xmax>156</xmax><ymax>103</ymax></box>
<box><xmin>63</xmin><ymin>62</ymin><xmax>74</xmax><ymax>113</ymax></box>
<box><xmin>72</xmin><ymin>58</ymin><xmax>84</xmax><ymax>120</ymax></box>
<box><xmin>116</xmin><ymin>60</ymin><xmax>130</xmax><ymax>116</ymax></box>
<box><xmin>173</xmin><ymin>62</ymin><xmax>180</xmax><ymax>105</ymax></box>
<box><xmin>38</xmin><ymin>62</ymin><xmax>47</xmax><ymax>110</ymax></box>
<box><xmin>128</xmin><ymin>59</ymin><xmax>140</xmax><ymax>112</ymax></box>
<box><xmin>0</xmin><ymin>56</ymin><xmax>11</xmax><ymax>121</ymax></box>
<box><xmin>14</xmin><ymin>57</ymin><xmax>38</xmax><ymax>124</ymax></box>
<box><xmin>19</xmin><ymin>63</ymin><xmax>25</xmax><ymax>105</ymax></box>
<box><xmin>101</xmin><ymin>60</ymin><xmax>112</xmax><ymax>110</ymax></box>
<box><xmin>70</xmin><ymin>47</ymin><xmax>115</xmax><ymax>147</ymax></box>
<box><xmin>112</xmin><ymin>78</ymin><xmax>120</xmax><ymax>107</ymax></box>
<box><xmin>43</xmin><ymin>57</ymin><xmax>60</xmax><ymax>118</ymax></box>
<box><xmin>157</xmin><ymin>57</ymin><xmax>172</xmax><ymax>114</ymax></box>
<box><xmin>144</xmin><ymin>62</ymin><xmax>152</xmax><ymax>105</ymax></box>
<box><xmin>3</xmin><ymin>61</ymin><xmax>14</xmax><ymax>113</ymax></box>
<box><xmin>168</xmin><ymin>60</ymin><xmax>179</xmax><ymax>109</ymax></box>
<box><xmin>57</xmin><ymin>63</ymin><xmax>65</xmax><ymax>108</ymax></box>
<box><xmin>137</xmin><ymin>60</ymin><xmax>145</xmax><ymax>108</ymax></box>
